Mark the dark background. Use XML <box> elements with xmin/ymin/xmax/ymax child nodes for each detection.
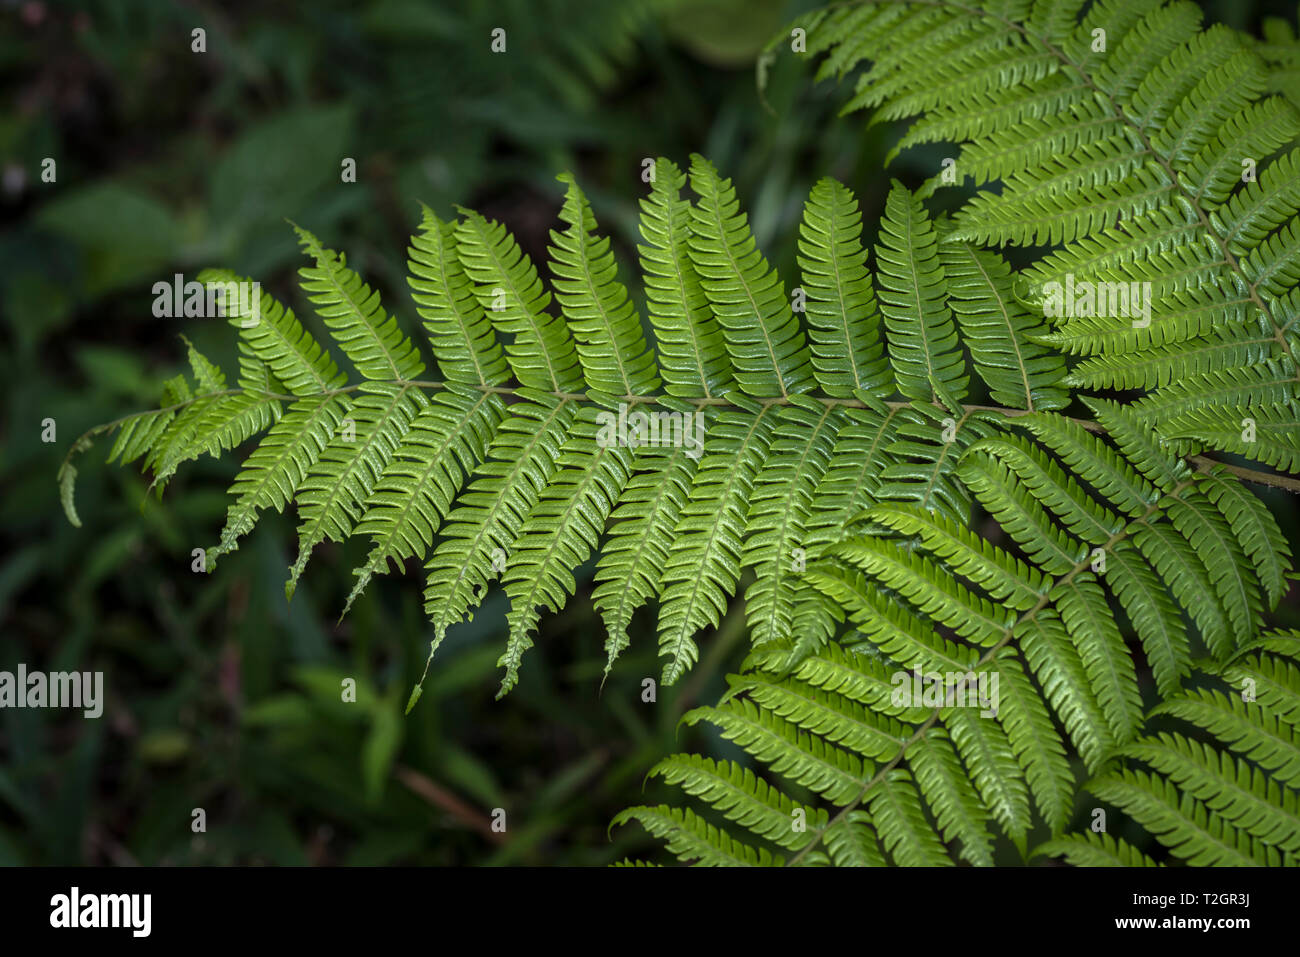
<box><xmin>2</xmin><ymin>0</ymin><xmax>1297</xmax><ymax>866</ymax></box>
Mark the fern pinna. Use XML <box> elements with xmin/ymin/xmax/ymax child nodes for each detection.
<box><xmin>62</xmin><ymin>156</ymin><xmax>994</xmax><ymax>699</ymax></box>
<box><xmin>59</xmin><ymin>0</ymin><xmax>1300</xmax><ymax>865</ymax></box>
<box><xmin>611</xmin><ymin>0</ymin><xmax>1300</xmax><ymax>864</ymax></box>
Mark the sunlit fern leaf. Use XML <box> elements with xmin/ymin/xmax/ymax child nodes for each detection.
<box><xmin>994</xmin><ymin>647</ymin><xmax>1075</xmax><ymax>834</ymax></box>
<box><xmin>1079</xmin><ymin>395</ymin><xmax>1190</xmax><ymax>491</ymax></box>
<box><xmin>1159</xmin><ymin>405</ymin><xmax>1300</xmax><ymax>472</ymax></box>
<box><xmin>593</xmin><ymin>437</ymin><xmax>702</xmax><ymax>677</ymax></box>
<box><xmin>1051</xmin><ymin>575</ymin><xmax>1143</xmax><ymax>743</ymax></box>
<box><xmin>56</xmin><ymin>5</ymin><xmax>1300</xmax><ymax>875</ymax></box>
<box><xmin>196</xmin><ymin>268</ymin><xmax>343</xmax><ymax>397</ymax></box>
<box><xmin>956</xmin><ymin>456</ymin><xmax>1082</xmax><ymax>576</ymax></box>
<box><xmin>742</xmin><ymin>398</ymin><xmax>844</xmax><ymax>650</ymax></box>
<box><xmin>60</xmin><ymin>139</ymin><xmax>1300</xmax><ymax>728</ymax></box>
<box><xmin>865</xmin><ymin>503</ymin><xmax>1048</xmax><ymax>610</ymax></box>
<box><xmin>1099</xmin><ymin>539</ymin><xmax>1190</xmax><ymax>699</ymax></box>
<box><xmin>909</xmin><ymin>728</ymin><xmax>996</xmax><ymax>866</ymax></box>
<box><xmin>144</xmin><ymin>344</ymin><xmax>240</xmax><ymax>487</ymax></box>
<box><xmin>616</xmin><ymin>640</ymin><xmax>1024</xmax><ymax>865</ymax></box>
<box><xmin>344</xmin><ymin>386</ymin><xmax>505</xmax><ymax>614</ymax></box>
<box><xmin>209</xmin><ymin>392</ymin><xmax>351</xmax><ymax>568</ymax></box>
<box><xmin>870</xmin><ymin>770</ymin><xmax>953</xmax><ymax>866</ymax></box>
<box><xmin>1195</xmin><ymin>465</ymin><xmax>1293</xmax><ymax>608</ymax></box>
<box><xmin>1131</xmin><ymin>520</ymin><xmax>1231</xmax><ymax>659</ymax></box>
<box><xmin>939</xmin><ymin>242</ymin><xmax>1068</xmax><ymax>411</ymax></box>
<box><xmin>1163</xmin><ymin>491</ymin><xmax>1263</xmax><ymax>649</ymax></box>
<box><xmin>1017</xmin><ymin>611</ymin><xmax>1116</xmax><ymax>772</ymax></box>
<box><xmin>60</xmin><ymin>161</ymin><xmax>1080</xmax><ymax>699</ymax></box>
<box><xmin>1121</xmin><ymin>735</ymin><xmax>1300</xmax><ymax>854</ymax></box>
<box><xmin>877</xmin><ymin>405</ymin><xmax>1000</xmax><ymax>521</ymax></box>
<box><xmin>1204</xmin><ymin>647</ymin><xmax>1300</xmax><ymax>725</ymax></box>
<box><xmin>609</xmin><ymin>805</ymin><xmax>781</xmax><ymax>866</ymax></box>
<box><xmin>791</xmin><ymin>0</ymin><xmax>1300</xmax><ymax>472</ymax></box>
<box><xmin>1034</xmin><ymin>832</ymin><xmax>1161</xmax><ymax>867</ymax></box>
<box><xmin>801</xmin><ymin>404</ymin><xmax>905</xmax><ymax>555</ymax></box>
<box><xmin>645</xmin><ymin>754</ymin><xmax>829</xmax><ymax>851</ymax></box>
<box><xmin>616</xmin><ymin>407</ymin><xmax>1294</xmax><ymax>865</ymax></box>
<box><xmin>550</xmin><ymin>174</ymin><xmax>661</xmax><ymax>398</ymax></box>
<box><xmin>287</xmin><ymin>383</ymin><xmax>426</xmax><ymax>597</ymax></box>
<box><xmin>1090</xmin><ymin>773</ymin><xmax>1281</xmax><ymax>866</ymax></box>
<box><xmin>423</xmin><ymin>396</ymin><xmax>577</xmax><ymax>646</ymax></box>
<box><xmin>657</xmin><ymin>400</ymin><xmax>779</xmax><ymax>684</ymax></box>
<box><xmin>822</xmin><ymin>810</ymin><xmax>888</xmax><ymax>866</ymax></box>
<box><xmin>825</xmin><ymin>536</ymin><xmax>1015</xmax><ymax>648</ymax></box>
<box><xmin>1149</xmin><ymin>681</ymin><xmax>1300</xmax><ymax>788</ymax></box>
<box><xmin>146</xmin><ymin>301</ymin><xmax>295</xmax><ymax>489</ymax></box>
<box><xmin>1040</xmin><ymin>636</ymin><xmax>1300</xmax><ymax>866</ymax></box>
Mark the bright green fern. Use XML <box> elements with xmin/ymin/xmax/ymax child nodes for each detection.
<box><xmin>58</xmin><ymin>0</ymin><xmax>1300</xmax><ymax>867</ymax></box>
<box><xmin>777</xmin><ymin>0</ymin><xmax>1300</xmax><ymax>469</ymax></box>
<box><xmin>63</xmin><ymin>157</ymin><xmax>1025</xmax><ymax>702</ymax></box>
<box><xmin>611</xmin><ymin>0</ymin><xmax>1300</xmax><ymax>865</ymax></box>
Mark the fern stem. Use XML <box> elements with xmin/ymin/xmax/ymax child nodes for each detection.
<box><xmin>64</xmin><ymin>378</ymin><xmax>1300</xmax><ymax>507</ymax></box>
<box><xmin>1188</xmin><ymin>456</ymin><xmax>1300</xmax><ymax>494</ymax></box>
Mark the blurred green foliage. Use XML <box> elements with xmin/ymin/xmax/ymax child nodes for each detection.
<box><xmin>2</xmin><ymin>0</ymin><xmax>1297</xmax><ymax>865</ymax></box>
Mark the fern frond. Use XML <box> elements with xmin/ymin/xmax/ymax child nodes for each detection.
<box><xmin>288</xmin><ymin>382</ymin><xmax>425</xmax><ymax>596</ymax></box>
<box><xmin>592</xmin><ymin>439</ymin><xmax>700</xmax><ymax>678</ymax></box>
<box><xmin>742</xmin><ymin>398</ymin><xmax>844</xmax><ymax>649</ymax></box>
<box><xmin>63</xmin><ymin>143</ymin><xmax>1300</xmax><ymax>748</ymax></box>
<box><xmin>637</xmin><ymin>158</ymin><xmax>733</xmax><ymax>399</ymax></box>
<box><xmin>1043</xmin><ymin>637</ymin><xmax>1300</xmax><ymax>865</ymax></box>
<box><xmin>617</xmin><ymin>405</ymin><xmax>1292</xmax><ymax>865</ymax></box>
<box><xmin>795</xmin><ymin>0</ymin><xmax>1300</xmax><ymax>470</ymax></box>
<box><xmin>208</xmin><ymin>393</ymin><xmax>351</xmax><ymax>568</ymax></box>
<box><xmin>1034</xmin><ymin>832</ymin><xmax>1160</xmax><ymax>867</ymax></box>
<box><xmin>656</xmin><ymin>401</ymin><xmax>778</xmax><ymax>683</ymax></box>
<box><xmin>422</xmin><ymin>395</ymin><xmax>578</xmax><ymax>644</ymax></box>
<box><xmin>61</xmin><ymin>4</ymin><xmax>1300</xmax><ymax>868</ymax></box>
<box><xmin>197</xmin><ymin>268</ymin><xmax>343</xmax><ymax>396</ymax></box>
<box><xmin>940</xmin><ymin>242</ymin><xmax>1067</xmax><ymax>411</ymax></box>
<box><xmin>345</xmin><ymin>386</ymin><xmax>505</xmax><ymax>613</ymax></box>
